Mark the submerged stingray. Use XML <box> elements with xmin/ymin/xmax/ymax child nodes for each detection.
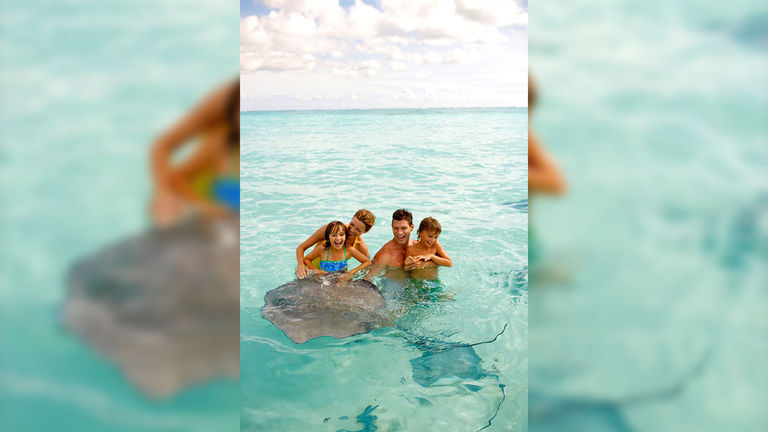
<box><xmin>263</xmin><ymin>274</ymin><xmax>390</xmax><ymax>344</ymax></box>
<box><xmin>529</xmin><ymin>345</ymin><xmax>712</xmax><ymax>432</ymax></box>
<box><xmin>63</xmin><ymin>216</ymin><xmax>239</xmax><ymax>398</ymax></box>
<box><xmin>411</xmin><ymin>346</ymin><xmax>489</xmax><ymax>387</ymax></box>
<box><xmin>406</xmin><ymin>325</ymin><xmax>509</xmax><ymax>431</ymax></box>
<box><xmin>407</xmin><ymin>324</ymin><xmax>507</xmax><ymax>387</ymax></box>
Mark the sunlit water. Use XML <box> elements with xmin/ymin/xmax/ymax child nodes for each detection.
<box><xmin>240</xmin><ymin>108</ymin><xmax>528</xmax><ymax>431</ymax></box>
<box><xmin>530</xmin><ymin>1</ymin><xmax>768</xmax><ymax>431</ymax></box>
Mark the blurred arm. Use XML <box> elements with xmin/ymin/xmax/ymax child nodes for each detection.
<box><xmin>529</xmin><ymin>131</ymin><xmax>566</xmax><ymax>195</ymax></box>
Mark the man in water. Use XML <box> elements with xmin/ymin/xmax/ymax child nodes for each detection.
<box><xmin>367</xmin><ymin>209</ymin><xmax>417</xmax><ymax>281</ymax></box>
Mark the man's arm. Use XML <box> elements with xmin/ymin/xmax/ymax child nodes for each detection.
<box><xmin>365</xmin><ymin>246</ymin><xmax>388</xmax><ymax>281</ymax></box>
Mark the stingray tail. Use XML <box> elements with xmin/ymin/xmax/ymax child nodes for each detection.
<box><xmin>477</xmin><ymin>382</ymin><xmax>506</xmax><ymax>432</ymax></box>
<box><xmin>465</xmin><ymin>323</ymin><xmax>508</xmax><ymax>348</ymax></box>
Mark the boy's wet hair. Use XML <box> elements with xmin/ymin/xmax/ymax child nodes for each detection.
<box><xmin>324</xmin><ymin>221</ymin><xmax>347</xmax><ymax>247</ymax></box>
<box><xmin>354</xmin><ymin>209</ymin><xmax>375</xmax><ymax>232</ymax></box>
<box><xmin>417</xmin><ymin>217</ymin><xmax>441</xmax><ymax>235</ymax></box>
<box><xmin>392</xmin><ymin>208</ymin><xmax>413</xmax><ymax>225</ymax></box>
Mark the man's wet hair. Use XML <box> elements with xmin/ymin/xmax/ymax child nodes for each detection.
<box><xmin>417</xmin><ymin>217</ymin><xmax>441</xmax><ymax>235</ymax></box>
<box><xmin>392</xmin><ymin>209</ymin><xmax>413</xmax><ymax>225</ymax></box>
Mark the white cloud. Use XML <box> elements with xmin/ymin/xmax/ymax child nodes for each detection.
<box><xmin>241</xmin><ymin>0</ymin><xmax>526</xmax><ymax>71</ymax></box>
<box><xmin>241</xmin><ymin>0</ymin><xmax>527</xmax><ymax>109</ymax></box>
<box><xmin>389</xmin><ymin>61</ymin><xmax>408</xmax><ymax>71</ymax></box>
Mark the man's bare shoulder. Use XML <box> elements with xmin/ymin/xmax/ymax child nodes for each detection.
<box><xmin>374</xmin><ymin>239</ymin><xmax>403</xmax><ymax>262</ymax></box>
<box><xmin>380</xmin><ymin>239</ymin><xmax>401</xmax><ymax>251</ymax></box>
<box><xmin>373</xmin><ymin>240</ymin><xmax>393</xmax><ymax>257</ymax></box>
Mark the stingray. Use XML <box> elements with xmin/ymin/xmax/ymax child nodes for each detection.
<box><xmin>405</xmin><ymin>324</ymin><xmax>507</xmax><ymax>387</ymax></box>
<box><xmin>529</xmin><ymin>345</ymin><xmax>713</xmax><ymax>432</ymax></box>
<box><xmin>405</xmin><ymin>325</ymin><xmax>509</xmax><ymax>431</ymax></box>
<box><xmin>410</xmin><ymin>345</ymin><xmax>490</xmax><ymax>387</ymax></box>
<box><xmin>529</xmin><ymin>391</ymin><xmax>635</xmax><ymax>432</ymax></box>
<box><xmin>62</xmin><ymin>216</ymin><xmax>239</xmax><ymax>399</ymax></box>
<box><xmin>262</xmin><ymin>273</ymin><xmax>391</xmax><ymax>344</ymax></box>
<box><xmin>335</xmin><ymin>405</ymin><xmax>379</xmax><ymax>432</ymax></box>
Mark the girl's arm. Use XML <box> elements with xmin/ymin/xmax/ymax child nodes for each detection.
<box><xmin>303</xmin><ymin>244</ymin><xmax>327</xmax><ymax>275</ymax></box>
<box><xmin>151</xmin><ymin>85</ymin><xmax>234</xmax><ymax>220</ymax></box>
<box><xmin>529</xmin><ymin>132</ymin><xmax>566</xmax><ymax>195</ymax></box>
<box><xmin>340</xmin><ymin>247</ymin><xmax>371</xmax><ymax>281</ymax></box>
<box><xmin>296</xmin><ymin>225</ymin><xmax>327</xmax><ymax>277</ymax></box>
<box><xmin>151</xmin><ymin>83</ymin><xmax>231</xmax><ymax>192</ymax></box>
<box><xmin>167</xmin><ymin>164</ymin><xmax>230</xmax><ymax>218</ymax></box>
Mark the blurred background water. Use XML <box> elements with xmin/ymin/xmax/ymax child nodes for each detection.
<box><xmin>0</xmin><ymin>1</ymin><xmax>239</xmax><ymax>430</ymax></box>
<box><xmin>240</xmin><ymin>108</ymin><xmax>528</xmax><ymax>431</ymax></box>
<box><xmin>529</xmin><ymin>1</ymin><xmax>767</xmax><ymax>431</ymax></box>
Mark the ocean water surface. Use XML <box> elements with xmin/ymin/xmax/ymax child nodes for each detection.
<box><xmin>529</xmin><ymin>1</ymin><xmax>768</xmax><ymax>430</ymax></box>
<box><xmin>0</xmin><ymin>1</ymin><xmax>239</xmax><ymax>430</ymax></box>
<box><xmin>240</xmin><ymin>107</ymin><xmax>528</xmax><ymax>431</ymax></box>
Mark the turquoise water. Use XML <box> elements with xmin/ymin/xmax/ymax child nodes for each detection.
<box><xmin>0</xmin><ymin>1</ymin><xmax>239</xmax><ymax>430</ymax></box>
<box><xmin>530</xmin><ymin>1</ymin><xmax>767</xmax><ymax>430</ymax></box>
<box><xmin>240</xmin><ymin>108</ymin><xmax>528</xmax><ymax>431</ymax></box>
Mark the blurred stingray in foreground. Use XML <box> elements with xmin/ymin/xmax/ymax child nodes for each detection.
<box><xmin>529</xmin><ymin>344</ymin><xmax>713</xmax><ymax>432</ymax></box>
<box><xmin>63</xmin><ymin>216</ymin><xmax>239</xmax><ymax>399</ymax></box>
<box><xmin>263</xmin><ymin>273</ymin><xmax>391</xmax><ymax>344</ymax></box>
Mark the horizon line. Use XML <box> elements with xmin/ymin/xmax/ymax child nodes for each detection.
<box><xmin>240</xmin><ymin>105</ymin><xmax>527</xmax><ymax>114</ymax></box>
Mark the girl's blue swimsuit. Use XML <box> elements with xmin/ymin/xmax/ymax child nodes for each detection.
<box><xmin>319</xmin><ymin>245</ymin><xmax>348</xmax><ymax>272</ymax></box>
<box><xmin>213</xmin><ymin>177</ymin><xmax>240</xmax><ymax>210</ymax></box>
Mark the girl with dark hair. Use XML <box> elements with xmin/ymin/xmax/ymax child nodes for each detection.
<box><xmin>302</xmin><ymin>221</ymin><xmax>371</xmax><ymax>282</ymax></box>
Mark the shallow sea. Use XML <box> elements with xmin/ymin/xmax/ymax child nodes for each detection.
<box><xmin>529</xmin><ymin>1</ymin><xmax>768</xmax><ymax>430</ymax></box>
<box><xmin>0</xmin><ymin>1</ymin><xmax>239</xmax><ymax>430</ymax></box>
<box><xmin>240</xmin><ymin>107</ymin><xmax>528</xmax><ymax>431</ymax></box>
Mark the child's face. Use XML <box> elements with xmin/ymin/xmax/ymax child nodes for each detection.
<box><xmin>329</xmin><ymin>227</ymin><xmax>346</xmax><ymax>250</ymax></box>
<box><xmin>419</xmin><ymin>230</ymin><xmax>439</xmax><ymax>248</ymax></box>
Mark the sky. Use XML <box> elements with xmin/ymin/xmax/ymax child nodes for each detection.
<box><xmin>240</xmin><ymin>0</ymin><xmax>528</xmax><ymax>111</ymax></box>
